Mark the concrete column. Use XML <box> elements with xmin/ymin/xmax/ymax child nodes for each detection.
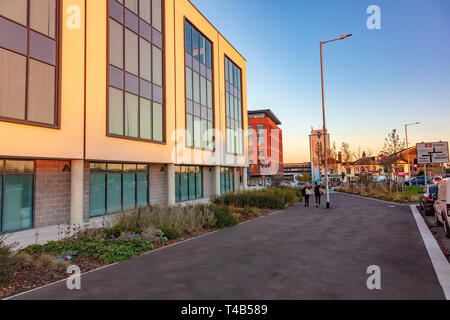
<box><xmin>243</xmin><ymin>167</ymin><xmax>248</xmax><ymax>190</ymax></box>
<box><xmin>215</xmin><ymin>166</ymin><xmax>221</xmax><ymax>196</ymax></box>
<box><xmin>167</xmin><ymin>164</ymin><xmax>176</xmax><ymax>205</ymax></box>
<box><xmin>70</xmin><ymin>160</ymin><xmax>84</xmax><ymax>225</ymax></box>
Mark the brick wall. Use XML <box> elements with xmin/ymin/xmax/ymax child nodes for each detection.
<box><xmin>83</xmin><ymin>161</ymin><xmax>90</xmax><ymax>220</ymax></box>
<box><xmin>149</xmin><ymin>165</ymin><xmax>168</xmax><ymax>205</ymax></box>
<box><xmin>34</xmin><ymin>160</ymin><xmax>71</xmax><ymax>228</ymax></box>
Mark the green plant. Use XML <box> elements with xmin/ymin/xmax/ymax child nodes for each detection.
<box><xmin>212</xmin><ymin>190</ymin><xmax>286</xmax><ymax>209</ymax></box>
<box><xmin>20</xmin><ymin>238</ymin><xmax>153</xmax><ymax>263</ymax></box>
<box><xmin>114</xmin><ymin>204</ymin><xmax>216</xmax><ymax>234</ymax></box>
<box><xmin>104</xmin><ymin>225</ymin><xmax>125</xmax><ymax>239</ymax></box>
<box><xmin>0</xmin><ymin>234</ymin><xmax>19</xmax><ymax>286</ymax></box>
<box><xmin>157</xmin><ymin>226</ymin><xmax>181</xmax><ymax>240</ymax></box>
<box><xmin>243</xmin><ymin>206</ymin><xmax>261</xmax><ymax>218</ymax></box>
<box><xmin>212</xmin><ymin>205</ymin><xmax>239</xmax><ymax>229</ymax></box>
<box><xmin>141</xmin><ymin>226</ymin><xmax>167</xmax><ymax>246</ymax></box>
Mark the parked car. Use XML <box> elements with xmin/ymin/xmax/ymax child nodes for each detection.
<box><xmin>433</xmin><ymin>178</ymin><xmax>450</xmax><ymax>238</ymax></box>
<box><xmin>419</xmin><ymin>184</ymin><xmax>438</xmax><ymax>216</ymax></box>
<box><xmin>405</xmin><ymin>176</ymin><xmax>426</xmax><ymax>186</ymax></box>
<box><xmin>431</xmin><ymin>176</ymin><xmax>442</xmax><ymax>184</ymax></box>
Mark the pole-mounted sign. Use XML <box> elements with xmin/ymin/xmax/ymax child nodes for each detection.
<box><xmin>416</xmin><ymin>142</ymin><xmax>449</xmax><ymax>164</ymax></box>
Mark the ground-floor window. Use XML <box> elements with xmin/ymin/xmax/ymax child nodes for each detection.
<box><xmin>175</xmin><ymin>166</ymin><xmax>203</xmax><ymax>203</ymax></box>
<box><xmin>221</xmin><ymin>167</ymin><xmax>235</xmax><ymax>195</ymax></box>
<box><xmin>89</xmin><ymin>163</ymin><xmax>149</xmax><ymax>217</ymax></box>
<box><xmin>0</xmin><ymin>160</ymin><xmax>34</xmax><ymax>232</ymax></box>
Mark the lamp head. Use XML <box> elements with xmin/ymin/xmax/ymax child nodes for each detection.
<box><xmin>339</xmin><ymin>34</ymin><xmax>352</xmax><ymax>40</ymax></box>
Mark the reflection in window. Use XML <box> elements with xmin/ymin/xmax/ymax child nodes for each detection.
<box><xmin>225</xmin><ymin>57</ymin><xmax>243</xmax><ymax>155</ymax></box>
<box><xmin>220</xmin><ymin>167</ymin><xmax>235</xmax><ymax>195</ymax></box>
<box><xmin>184</xmin><ymin>20</ymin><xmax>214</xmax><ymax>150</ymax></box>
<box><xmin>108</xmin><ymin>0</ymin><xmax>164</xmax><ymax>142</ymax></box>
<box><xmin>175</xmin><ymin>166</ymin><xmax>203</xmax><ymax>203</ymax></box>
<box><xmin>0</xmin><ymin>160</ymin><xmax>34</xmax><ymax>232</ymax></box>
<box><xmin>0</xmin><ymin>1</ymin><xmax>58</xmax><ymax>126</ymax></box>
<box><xmin>89</xmin><ymin>163</ymin><xmax>149</xmax><ymax>217</ymax></box>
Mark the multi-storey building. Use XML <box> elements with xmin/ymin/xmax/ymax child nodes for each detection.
<box><xmin>247</xmin><ymin>109</ymin><xmax>283</xmax><ymax>185</ymax></box>
<box><xmin>0</xmin><ymin>0</ymin><xmax>248</xmax><ymax>234</ymax></box>
<box><xmin>283</xmin><ymin>162</ymin><xmax>311</xmax><ymax>181</ymax></box>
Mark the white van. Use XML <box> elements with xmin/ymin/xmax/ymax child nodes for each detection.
<box><xmin>434</xmin><ymin>178</ymin><xmax>450</xmax><ymax>238</ymax></box>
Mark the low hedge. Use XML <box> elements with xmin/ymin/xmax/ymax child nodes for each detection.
<box><xmin>212</xmin><ymin>205</ymin><xmax>239</xmax><ymax>229</ymax></box>
<box><xmin>21</xmin><ymin>238</ymin><xmax>153</xmax><ymax>263</ymax></box>
<box><xmin>212</xmin><ymin>187</ymin><xmax>300</xmax><ymax>209</ymax></box>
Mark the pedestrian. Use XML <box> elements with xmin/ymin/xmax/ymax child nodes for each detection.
<box><xmin>314</xmin><ymin>182</ymin><xmax>322</xmax><ymax>208</ymax></box>
<box><xmin>303</xmin><ymin>183</ymin><xmax>311</xmax><ymax>207</ymax></box>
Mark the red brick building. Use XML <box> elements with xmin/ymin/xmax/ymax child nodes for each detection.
<box><xmin>247</xmin><ymin>110</ymin><xmax>283</xmax><ymax>185</ymax></box>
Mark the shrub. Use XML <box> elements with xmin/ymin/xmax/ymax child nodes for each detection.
<box><xmin>243</xmin><ymin>206</ymin><xmax>261</xmax><ymax>218</ymax></box>
<box><xmin>21</xmin><ymin>238</ymin><xmax>153</xmax><ymax>263</ymax></box>
<box><xmin>212</xmin><ymin>190</ymin><xmax>286</xmax><ymax>209</ymax></box>
<box><xmin>36</xmin><ymin>254</ymin><xmax>69</xmax><ymax>271</ymax></box>
<box><xmin>157</xmin><ymin>226</ymin><xmax>181</xmax><ymax>240</ymax></box>
<box><xmin>114</xmin><ymin>204</ymin><xmax>216</xmax><ymax>234</ymax></box>
<box><xmin>141</xmin><ymin>226</ymin><xmax>167</xmax><ymax>246</ymax></box>
<box><xmin>0</xmin><ymin>234</ymin><xmax>19</xmax><ymax>286</ymax></box>
<box><xmin>212</xmin><ymin>205</ymin><xmax>239</xmax><ymax>229</ymax></box>
<box><xmin>104</xmin><ymin>225</ymin><xmax>125</xmax><ymax>239</ymax></box>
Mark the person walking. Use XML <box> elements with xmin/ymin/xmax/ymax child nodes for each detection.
<box><xmin>303</xmin><ymin>183</ymin><xmax>311</xmax><ymax>207</ymax></box>
<box><xmin>314</xmin><ymin>182</ymin><xmax>322</xmax><ymax>208</ymax></box>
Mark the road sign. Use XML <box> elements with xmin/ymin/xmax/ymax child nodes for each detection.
<box><xmin>416</xmin><ymin>142</ymin><xmax>449</xmax><ymax>164</ymax></box>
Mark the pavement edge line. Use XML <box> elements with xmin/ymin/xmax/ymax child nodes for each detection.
<box><xmin>410</xmin><ymin>205</ymin><xmax>450</xmax><ymax>300</ymax></box>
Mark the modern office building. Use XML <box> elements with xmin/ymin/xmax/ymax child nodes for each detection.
<box><xmin>283</xmin><ymin>162</ymin><xmax>311</xmax><ymax>181</ymax></box>
<box><xmin>0</xmin><ymin>0</ymin><xmax>248</xmax><ymax>234</ymax></box>
<box><xmin>247</xmin><ymin>109</ymin><xmax>283</xmax><ymax>185</ymax></box>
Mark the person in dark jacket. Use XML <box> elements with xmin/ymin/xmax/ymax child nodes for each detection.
<box><xmin>302</xmin><ymin>183</ymin><xmax>311</xmax><ymax>207</ymax></box>
<box><xmin>314</xmin><ymin>182</ymin><xmax>322</xmax><ymax>208</ymax></box>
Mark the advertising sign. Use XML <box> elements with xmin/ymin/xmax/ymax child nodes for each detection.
<box><xmin>416</xmin><ymin>142</ymin><xmax>449</xmax><ymax>164</ymax></box>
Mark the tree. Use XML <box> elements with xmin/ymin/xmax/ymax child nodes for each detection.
<box><xmin>380</xmin><ymin>129</ymin><xmax>406</xmax><ymax>191</ymax></box>
<box><xmin>296</xmin><ymin>174</ymin><xmax>311</xmax><ymax>182</ymax></box>
<box><xmin>340</xmin><ymin>142</ymin><xmax>353</xmax><ymax>162</ymax></box>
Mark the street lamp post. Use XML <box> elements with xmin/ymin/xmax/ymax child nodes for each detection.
<box><xmin>405</xmin><ymin>122</ymin><xmax>421</xmax><ymax>182</ymax></box>
<box><xmin>320</xmin><ymin>34</ymin><xmax>352</xmax><ymax>209</ymax></box>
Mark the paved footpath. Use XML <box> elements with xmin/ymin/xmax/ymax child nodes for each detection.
<box><xmin>11</xmin><ymin>193</ymin><xmax>445</xmax><ymax>300</ymax></box>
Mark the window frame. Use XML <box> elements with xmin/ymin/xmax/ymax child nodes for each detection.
<box><xmin>175</xmin><ymin>165</ymin><xmax>204</xmax><ymax>203</ymax></box>
<box><xmin>106</xmin><ymin>0</ymin><xmax>166</xmax><ymax>144</ymax></box>
<box><xmin>0</xmin><ymin>1</ymin><xmax>61</xmax><ymax>129</ymax></box>
<box><xmin>183</xmin><ymin>17</ymin><xmax>215</xmax><ymax>151</ymax></box>
<box><xmin>89</xmin><ymin>162</ymin><xmax>149</xmax><ymax>218</ymax></box>
<box><xmin>224</xmin><ymin>55</ymin><xmax>244</xmax><ymax>156</ymax></box>
<box><xmin>0</xmin><ymin>159</ymin><xmax>36</xmax><ymax>233</ymax></box>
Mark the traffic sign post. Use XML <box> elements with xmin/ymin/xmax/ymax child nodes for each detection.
<box><xmin>416</xmin><ymin>142</ymin><xmax>449</xmax><ymax>164</ymax></box>
<box><xmin>416</xmin><ymin>142</ymin><xmax>449</xmax><ymax>184</ymax></box>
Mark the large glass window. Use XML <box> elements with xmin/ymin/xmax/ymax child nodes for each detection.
<box><xmin>175</xmin><ymin>166</ymin><xmax>203</xmax><ymax>203</ymax></box>
<box><xmin>108</xmin><ymin>0</ymin><xmax>164</xmax><ymax>142</ymax></box>
<box><xmin>0</xmin><ymin>0</ymin><xmax>59</xmax><ymax>126</ymax></box>
<box><xmin>225</xmin><ymin>57</ymin><xmax>243</xmax><ymax>155</ymax></box>
<box><xmin>0</xmin><ymin>160</ymin><xmax>34</xmax><ymax>232</ymax></box>
<box><xmin>184</xmin><ymin>20</ymin><xmax>214</xmax><ymax>150</ymax></box>
<box><xmin>220</xmin><ymin>167</ymin><xmax>235</xmax><ymax>195</ymax></box>
<box><xmin>89</xmin><ymin>163</ymin><xmax>149</xmax><ymax>217</ymax></box>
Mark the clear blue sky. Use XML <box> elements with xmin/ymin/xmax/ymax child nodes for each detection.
<box><xmin>190</xmin><ymin>0</ymin><xmax>450</xmax><ymax>162</ymax></box>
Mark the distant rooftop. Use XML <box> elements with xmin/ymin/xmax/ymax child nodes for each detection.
<box><xmin>248</xmin><ymin>109</ymin><xmax>282</xmax><ymax>125</ymax></box>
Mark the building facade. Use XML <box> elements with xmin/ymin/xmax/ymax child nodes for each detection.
<box><xmin>0</xmin><ymin>0</ymin><xmax>248</xmax><ymax>234</ymax></box>
<box><xmin>283</xmin><ymin>162</ymin><xmax>311</xmax><ymax>181</ymax></box>
<box><xmin>247</xmin><ymin>109</ymin><xmax>283</xmax><ymax>186</ymax></box>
